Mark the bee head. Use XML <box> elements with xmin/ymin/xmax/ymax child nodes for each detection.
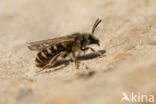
<box><xmin>83</xmin><ymin>18</ymin><xmax>102</xmax><ymax>46</ymax></box>
<box><xmin>83</xmin><ymin>34</ymin><xmax>100</xmax><ymax>46</ymax></box>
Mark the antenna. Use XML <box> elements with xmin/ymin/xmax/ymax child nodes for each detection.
<box><xmin>92</xmin><ymin>18</ymin><xmax>102</xmax><ymax>34</ymax></box>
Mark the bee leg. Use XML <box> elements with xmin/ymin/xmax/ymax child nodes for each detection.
<box><xmin>61</xmin><ymin>52</ymin><xmax>68</xmax><ymax>59</ymax></box>
<box><xmin>83</xmin><ymin>46</ymin><xmax>86</xmax><ymax>56</ymax></box>
<box><xmin>70</xmin><ymin>51</ymin><xmax>79</xmax><ymax>69</ymax></box>
<box><xmin>76</xmin><ymin>50</ymin><xmax>81</xmax><ymax>59</ymax></box>
<box><xmin>36</xmin><ymin>53</ymin><xmax>61</xmax><ymax>73</ymax></box>
<box><xmin>81</xmin><ymin>47</ymin><xmax>105</xmax><ymax>57</ymax></box>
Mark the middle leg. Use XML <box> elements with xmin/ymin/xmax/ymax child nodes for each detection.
<box><xmin>70</xmin><ymin>51</ymin><xmax>79</xmax><ymax>69</ymax></box>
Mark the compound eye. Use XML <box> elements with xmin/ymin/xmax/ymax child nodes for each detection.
<box><xmin>84</xmin><ymin>35</ymin><xmax>91</xmax><ymax>39</ymax></box>
<box><xmin>87</xmin><ymin>35</ymin><xmax>91</xmax><ymax>38</ymax></box>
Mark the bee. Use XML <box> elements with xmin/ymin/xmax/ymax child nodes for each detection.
<box><xmin>27</xmin><ymin>18</ymin><xmax>104</xmax><ymax>73</ymax></box>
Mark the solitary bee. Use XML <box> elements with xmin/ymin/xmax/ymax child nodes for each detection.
<box><xmin>27</xmin><ymin>18</ymin><xmax>104</xmax><ymax>73</ymax></box>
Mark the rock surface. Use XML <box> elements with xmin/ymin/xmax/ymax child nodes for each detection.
<box><xmin>0</xmin><ymin>0</ymin><xmax>156</xmax><ymax>104</ymax></box>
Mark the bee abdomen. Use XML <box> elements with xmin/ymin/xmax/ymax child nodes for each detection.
<box><xmin>35</xmin><ymin>44</ymin><xmax>66</xmax><ymax>67</ymax></box>
<box><xmin>35</xmin><ymin>57</ymin><xmax>44</xmax><ymax>67</ymax></box>
<box><xmin>35</xmin><ymin>49</ymin><xmax>53</xmax><ymax>67</ymax></box>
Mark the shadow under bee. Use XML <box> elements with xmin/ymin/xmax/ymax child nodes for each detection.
<box><xmin>78</xmin><ymin>50</ymin><xmax>106</xmax><ymax>60</ymax></box>
<box><xmin>45</xmin><ymin>50</ymin><xmax>106</xmax><ymax>73</ymax></box>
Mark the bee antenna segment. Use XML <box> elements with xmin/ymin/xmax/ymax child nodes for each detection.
<box><xmin>92</xmin><ymin>18</ymin><xmax>102</xmax><ymax>34</ymax></box>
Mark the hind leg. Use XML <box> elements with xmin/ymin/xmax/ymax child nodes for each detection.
<box><xmin>36</xmin><ymin>53</ymin><xmax>62</xmax><ymax>73</ymax></box>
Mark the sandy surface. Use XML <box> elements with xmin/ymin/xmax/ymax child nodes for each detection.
<box><xmin>0</xmin><ymin>0</ymin><xmax>156</xmax><ymax>104</ymax></box>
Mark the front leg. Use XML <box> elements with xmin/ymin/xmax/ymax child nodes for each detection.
<box><xmin>81</xmin><ymin>47</ymin><xmax>104</xmax><ymax>57</ymax></box>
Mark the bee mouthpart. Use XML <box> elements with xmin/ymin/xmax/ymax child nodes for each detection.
<box><xmin>97</xmin><ymin>42</ymin><xmax>100</xmax><ymax>46</ymax></box>
<box><xmin>95</xmin><ymin>40</ymin><xmax>100</xmax><ymax>46</ymax></box>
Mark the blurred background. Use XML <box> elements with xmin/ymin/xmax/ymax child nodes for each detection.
<box><xmin>0</xmin><ymin>0</ymin><xmax>156</xmax><ymax>104</ymax></box>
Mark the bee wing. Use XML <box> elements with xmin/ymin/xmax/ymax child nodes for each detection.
<box><xmin>27</xmin><ymin>36</ymin><xmax>75</xmax><ymax>51</ymax></box>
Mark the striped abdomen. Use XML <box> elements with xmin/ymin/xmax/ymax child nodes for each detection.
<box><xmin>35</xmin><ymin>44</ymin><xmax>66</xmax><ymax>67</ymax></box>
